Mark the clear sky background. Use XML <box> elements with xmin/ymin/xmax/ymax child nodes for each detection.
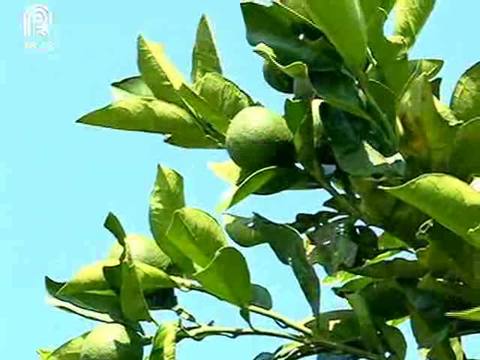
<box><xmin>1</xmin><ymin>1</ymin><xmax>479</xmax><ymax>359</ymax></box>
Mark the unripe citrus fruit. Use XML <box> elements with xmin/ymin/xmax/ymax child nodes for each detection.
<box><xmin>226</xmin><ymin>106</ymin><xmax>295</xmax><ymax>170</ymax></box>
<box><xmin>108</xmin><ymin>234</ymin><xmax>171</xmax><ymax>271</ymax></box>
<box><xmin>80</xmin><ymin>323</ymin><xmax>143</xmax><ymax>360</ymax></box>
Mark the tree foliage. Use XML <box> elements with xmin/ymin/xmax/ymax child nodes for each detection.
<box><xmin>40</xmin><ymin>1</ymin><xmax>480</xmax><ymax>359</ymax></box>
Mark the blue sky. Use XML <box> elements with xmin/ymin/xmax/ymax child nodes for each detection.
<box><xmin>1</xmin><ymin>1</ymin><xmax>479</xmax><ymax>359</ymax></box>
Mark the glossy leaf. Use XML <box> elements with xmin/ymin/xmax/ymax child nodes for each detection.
<box><xmin>394</xmin><ymin>0</ymin><xmax>436</xmax><ymax>50</ymax></box>
<box><xmin>192</xmin><ymin>15</ymin><xmax>222</xmax><ymax>82</ymax></box>
<box><xmin>384</xmin><ymin>174</ymin><xmax>480</xmax><ymax>248</ymax></box>
<box><xmin>451</xmin><ymin>62</ymin><xmax>480</xmax><ymax>121</ymax></box>
<box><xmin>380</xmin><ymin>324</ymin><xmax>407</xmax><ymax>360</ymax></box>
<box><xmin>137</xmin><ymin>36</ymin><xmax>185</xmax><ymax>106</ymax></box>
<box><xmin>165</xmin><ymin>208</ymin><xmax>227</xmax><ymax>273</ymax></box>
<box><xmin>195</xmin><ymin>247</ymin><xmax>252</xmax><ymax>307</ymax></box>
<box><xmin>77</xmin><ymin>97</ymin><xmax>218</xmax><ymax>149</ymax></box>
<box><xmin>150</xmin><ymin>322</ymin><xmax>178</xmax><ymax>360</ymax></box>
<box><xmin>305</xmin><ymin>0</ymin><xmax>368</xmax><ymax>71</ymax></box>
<box><xmin>104</xmin><ymin>212</ymin><xmax>127</xmax><ymax>245</ymax></box>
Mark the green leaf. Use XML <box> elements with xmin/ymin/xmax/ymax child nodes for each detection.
<box><xmin>451</xmin><ymin>62</ymin><xmax>480</xmax><ymax>121</ymax></box>
<box><xmin>150</xmin><ymin>165</ymin><xmax>186</xmax><ymax>243</ymax></box>
<box><xmin>226</xmin><ymin>213</ymin><xmax>319</xmax><ymax>315</ymax></box>
<box><xmin>308</xmin><ymin>220</ymin><xmax>358</xmax><ymax>273</ymax></box>
<box><xmin>37</xmin><ymin>349</ymin><xmax>52</xmax><ymax>359</ymax></box>
<box><xmin>164</xmin><ymin>208</ymin><xmax>227</xmax><ymax>273</ymax></box>
<box><xmin>192</xmin><ymin>15</ymin><xmax>222</xmax><ymax>82</ymax></box>
<box><xmin>104</xmin><ymin>212</ymin><xmax>126</xmax><ymax>245</ymax></box>
<box><xmin>45</xmin><ymin>277</ymin><xmax>123</xmax><ymax>323</ymax></box>
<box><xmin>195</xmin><ymin>247</ymin><xmax>252</xmax><ymax>307</ymax></box>
<box><xmin>447</xmin><ymin>306</ymin><xmax>480</xmax><ymax>322</ymax></box>
<box><xmin>241</xmin><ymin>2</ymin><xmax>339</xmax><ymax>71</ymax></box>
<box><xmin>176</xmin><ymin>83</ymin><xmax>230</xmax><ymax>135</ymax></box>
<box><xmin>58</xmin><ymin>260</ymin><xmax>119</xmax><ymax>296</ymax></box>
<box><xmin>347</xmin><ymin>293</ymin><xmax>384</xmax><ymax>353</ymax></box>
<box><xmin>410</xmin><ymin>59</ymin><xmax>444</xmax><ymax>79</ymax></box>
<box><xmin>320</xmin><ymin>105</ymin><xmax>405</xmax><ymax>177</ymax></box>
<box><xmin>350</xmin><ymin>259</ymin><xmax>426</xmax><ymax>279</ymax></box>
<box><xmin>137</xmin><ymin>35</ymin><xmax>185</xmax><ymax>106</ymax></box>
<box><xmin>208</xmin><ymin>160</ymin><xmax>242</xmax><ymax>185</ymax></box>
<box><xmin>305</xmin><ymin>310</ymin><xmax>361</xmax><ymax>344</ymax></box>
<box><xmin>383</xmin><ymin>174</ymin><xmax>480</xmax><ymax>248</ymax></box>
<box><xmin>77</xmin><ymin>98</ymin><xmax>218</xmax><ymax>149</ymax></box>
<box><xmin>380</xmin><ymin>324</ymin><xmax>407</xmax><ymax>360</ymax></box>
<box><xmin>398</xmin><ymin>74</ymin><xmax>457</xmax><ymax>170</ymax></box>
<box><xmin>194</xmin><ymin>72</ymin><xmax>253</xmax><ymax>120</ymax></box>
<box><xmin>449</xmin><ymin>117</ymin><xmax>480</xmax><ymax>180</ymax></box>
<box><xmin>150</xmin><ymin>322</ymin><xmax>178</xmax><ymax>360</ymax></box>
<box><xmin>111</xmin><ymin>76</ymin><xmax>154</xmax><ymax>100</ymax></box>
<box><xmin>40</xmin><ymin>332</ymin><xmax>90</xmax><ymax>360</ymax></box>
<box><xmin>310</xmin><ymin>71</ymin><xmax>370</xmax><ymax>120</ymax></box>
<box><xmin>218</xmin><ymin>167</ymin><xmax>278</xmax><ymax>211</ymax></box>
<box><xmin>393</xmin><ymin>0</ymin><xmax>436</xmax><ymax>51</ymax></box>
<box><xmin>305</xmin><ymin>0</ymin><xmax>368</xmax><ymax>71</ymax></box>
<box><xmin>250</xmin><ymin>284</ymin><xmax>273</xmax><ymax>310</ymax></box>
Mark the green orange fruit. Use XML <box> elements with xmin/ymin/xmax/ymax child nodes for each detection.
<box><xmin>80</xmin><ymin>323</ymin><xmax>143</xmax><ymax>360</ymax></box>
<box><xmin>226</xmin><ymin>106</ymin><xmax>295</xmax><ymax>170</ymax></box>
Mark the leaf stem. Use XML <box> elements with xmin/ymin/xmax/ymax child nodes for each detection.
<box><xmin>248</xmin><ymin>305</ymin><xmax>313</xmax><ymax>337</ymax></box>
<box><xmin>182</xmin><ymin>324</ymin><xmax>301</xmax><ymax>342</ymax></box>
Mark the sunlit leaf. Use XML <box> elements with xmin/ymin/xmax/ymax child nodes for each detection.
<box><xmin>195</xmin><ymin>247</ymin><xmax>252</xmax><ymax>307</ymax></box>
<box><xmin>305</xmin><ymin>0</ymin><xmax>368</xmax><ymax>71</ymax></box>
<box><xmin>192</xmin><ymin>15</ymin><xmax>222</xmax><ymax>82</ymax></box>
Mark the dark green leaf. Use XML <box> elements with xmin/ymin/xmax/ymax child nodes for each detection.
<box><xmin>241</xmin><ymin>2</ymin><xmax>339</xmax><ymax>71</ymax></box>
<box><xmin>104</xmin><ymin>213</ymin><xmax>126</xmax><ymax>245</ymax></box>
<box><xmin>195</xmin><ymin>247</ymin><xmax>252</xmax><ymax>307</ymax></box>
<box><xmin>320</xmin><ymin>105</ymin><xmax>405</xmax><ymax>177</ymax></box>
<box><xmin>347</xmin><ymin>293</ymin><xmax>384</xmax><ymax>353</ymax></box>
<box><xmin>380</xmin><ymin>324</ymin><xmax>407</xmax><ymax>360</ymax></box>
<box><xmin>350</xmin><ymin>259</ymin><xmax>426</xmax><ymax>279</ymax></box>
<box><xmin>192</xmin><ymin>15</ymin><xmax>222</xmax><ymax>82</ymax></box>
<box><xmin>310</xmin><ymin>71</ymin><xmax>370</xmax><ymax>120</ymax></box>
<box><xmin>250</xmin><ymin>284</ymin><xmax>273</xmax><ymax>310</ymax></box>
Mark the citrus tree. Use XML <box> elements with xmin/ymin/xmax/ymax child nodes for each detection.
<box><xmin>39</xmin><ymin>1</ymin><xmax>480</xmax><ymax>359</ymax></box>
